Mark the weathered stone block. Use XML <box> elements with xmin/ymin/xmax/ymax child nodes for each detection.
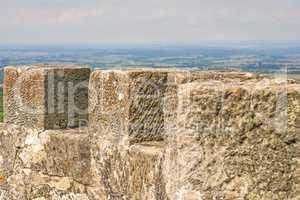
<box><xmin>18</xmin><ymin>128</ymin><xmax>92</xmax><ymax>185</ymax></box>
<box><xmin>92</xmin><ymin>140</ymin><xmax>166</xmax><ymax>200</ymax></box>
<box><xmin>164</xmin><ymin>79</ymin><xmax>300</xmax><ymax>200</ymax></box>
<box><xmin>89</xmin><ymin>69</ymin><xmax>169</xmax><ymax>144</ymax></box>
<box><xmin>42</xmin><ymin>129</ymin><xmax>92</xmax><ymax>185</ymax></box>
<box><xmin>89</xmin><ymin>69</ymin><xmax>262</xmax><ymax>143</ymax></box>
<box><xmin>163</xmin><ymin>70</ymin><xmax>262</xmax><ymax>132</ymax></box>
<box><xmin>4</xmin><ymin>64</ymin><xmax>90</xmax><ymax>130</ymax></box>
<box><xmin>0</xmin><ymin>126</ymin><xmax>91</xmax><ymax>190</ymax></box>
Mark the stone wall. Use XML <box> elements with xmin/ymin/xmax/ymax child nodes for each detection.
<box><xmin>0</xmin><ymin>65</ymin><xmax>299</xmax><ymax>200</ymax></box>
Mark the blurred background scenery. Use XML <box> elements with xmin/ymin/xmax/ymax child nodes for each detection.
<box><xmin>2</xmin><ymin>41</ymin><xmax>300</xmax><ymax>74</ymax></box>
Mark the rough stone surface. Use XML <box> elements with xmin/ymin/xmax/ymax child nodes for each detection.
<box><xmin>20</xmin><ymin>128</ymin><xmax>92</xmax><ymax>185</ymax></box>
<box><xmin>1</xmin><ymin>68</ymin><xmax>300</xmax><ymax>199</ymax></box>
<box><xmin>163</xmin><ymin>79</ymin><xmax>300</xmax><ymax>200</ymax></box>
<box><xmin>91</xmin><ymin>140</ymin><xmax>166</xmax><ymax>200</ymax></box>
<box><xmin>4</xmin><ymin>64</ymin><xmax>90</xmax><ymax>130</ymax></box>
<box><xmin>89</xmin><ymin>69</ymin><xmax>169</xmax><ymax>144</ymax></box>
<box><xmin>163</xmin><ymin>70</ymin><xmax>263</xmax><ymax>131</ymax></box>
<box><xmin>0</xmin><ymin>171</ymin><xmax>91</xmax><ymax>200</ymax></box>
<box><xmin>0</xmin><ymin>125</ymin><xmax>94</xmax><ymax>199</ymax></box>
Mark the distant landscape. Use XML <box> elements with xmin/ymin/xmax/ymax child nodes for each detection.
<box><xmin>1</xmin><ymin>42</ymin><xmax>300</xmax><ymax>77</ymax></box>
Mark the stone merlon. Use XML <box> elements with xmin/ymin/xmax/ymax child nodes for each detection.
<box><xmin>4</xmin><ymin>64</ymin><xmax>91</xmax><ymax>130</ymax></box>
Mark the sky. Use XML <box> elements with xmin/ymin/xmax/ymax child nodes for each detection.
<box><xmin>1</xmin><ymin>0</ymin><xmax>300</xmax><ymax>45</ymax></box>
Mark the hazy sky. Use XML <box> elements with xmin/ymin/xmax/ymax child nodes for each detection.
<box><xmin>1</xmin><ymin>0</ymin><xmax>300</xmax><ymax>44</ymax></box>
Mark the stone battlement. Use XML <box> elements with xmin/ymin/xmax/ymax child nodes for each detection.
<box><xmin>0</xmin><ymin>65</ymin><xmax>299</xmax><ymax>200</ymax></box>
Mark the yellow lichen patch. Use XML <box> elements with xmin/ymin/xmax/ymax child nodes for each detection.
<box><xmin>0</xmin><ymin>175</ymin><xmax>6</xmax><ymax>184</ymax></box>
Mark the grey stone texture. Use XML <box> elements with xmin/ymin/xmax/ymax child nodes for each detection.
<box><xmin>4</xmin><ymin>64</ymin><xmax>90</xmax><ymax>130</ymax></box>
